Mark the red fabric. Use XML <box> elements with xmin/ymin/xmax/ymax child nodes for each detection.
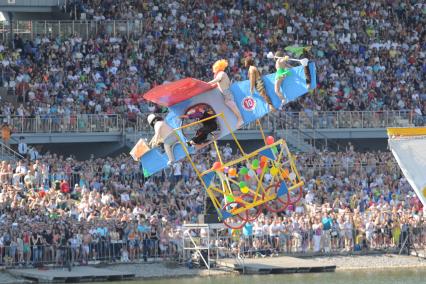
<box><xmin>143</xmin><ymin>78</ymin><xmax>215</xmax><ymax>107</ymax></box>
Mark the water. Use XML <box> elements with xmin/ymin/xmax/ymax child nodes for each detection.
<box><xmin>89</xmin><ymin>268</ymin><xmax>426</xmax><ymax>284</ymax></box>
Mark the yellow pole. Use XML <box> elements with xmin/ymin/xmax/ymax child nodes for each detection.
<box><xmin>213</xmin><ymin>140</ymin><xmax>223</xmax><ymax>164</ymax></box>
<box><xmin>172</xmin><ymin>130</ymin><xmax>223</xmax><ymax>219</ymax></box>
<box><xmin>256</xmin><ymin>119</ymin><xmax>267</xmax><ymax>145</ymax></box>
<box><xmin>218</xmin><ymin>112</ymin><xmax>247</xmax><ymax>157</ymax></box>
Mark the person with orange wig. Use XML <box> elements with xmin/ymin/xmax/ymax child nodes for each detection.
<box><xmin>208</xmin><ymin>59</ymin><xmax>243</xmax><ymax>127</ymax></box>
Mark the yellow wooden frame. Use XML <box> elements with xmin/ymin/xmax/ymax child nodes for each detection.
<box><xmin>173</xmin><ymin>112</ymin><xmax>304</xmax><ymax>220</ymax></box>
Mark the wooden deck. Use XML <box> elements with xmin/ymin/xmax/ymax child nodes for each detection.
<box><xmin>9</xmin><ymin>266</ymin><xmax>135</xmax><ymax>283</ymax></box>
<box><xmin>216</xmin><ymin>256</ymin><xmax>336</xmax><ymax>274</ymax></box>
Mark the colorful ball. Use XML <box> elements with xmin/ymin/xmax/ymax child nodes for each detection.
<box><xmin>260</xmin><ymin>156</ymin><xmax>268</xmax><ymax>163</ymax></box>
<box><xmin>239</xmin><ymin>181</ymin><xmax>247</xmax><ymax>188</ymax></box>
<box><xmin>289</xmin><ymin>172</ymin><xmax>296</xmax><ymax>180</ymax></box>
<box><xmin>272</xmin><ymin>146</ymin><xmax>278</xmax><ymax>154</ymax></box>
<box><xmin>212</xmin><ymin>162</ymin><xmax>222</xmax><ymax>170</ymax></box>
<box><xmin>234</xmin><ymin>196</ymin><xmax>243</xmax><ymax>203</ymax></box>
<box><xmin>228</xmin><ymin>168</ymin><xmax>237</xmax><ymax>177</ymax></box>
<box><xmin>225</xmin><ymin>195</ymin><xmax>234</xmax><ymax>202</ymax></box>
<box><xmin>256</xmin><ymin>168</ymin><xmax>262</xmax><ymax>175</ymax></box>
<box><xmin>240</xmin><ymin>186</ymin><xmax>249</xmax><ymax>194</ymax></box>
<box><xmin>281</xmin><ymin>168</ymin><xmax>289</xmax><ymax>179</ymax></box>
<box><xmin>244</xmin><ymin>174</ymin><xmax>251</xmax><ymax>181</ymax></box>
<box><xmin>240</xmin><ymin>167</ymin><xmax>249</xmax><ymax>175</ymax></box>
<box><xmin>270</xmin><ymin>167</ymin><xmax>279</xmax><ymax>176</ymax></box>
<box><xmin>252</xmin><ymin>159</ymin><xmax>259</xmax><ymax>169</ymax></box>
<box><xmin>266</xmin><ymin>136</ymin><xmax>275</xmax><ymax>145</ymax></box>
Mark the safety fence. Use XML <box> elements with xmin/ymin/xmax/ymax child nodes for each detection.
<box><xmin>0</xmin><ymin>20</ymin><xmax>145</xmax><ymax>42</ymax></box>
<box><xmin>0</xmin><ymin>239</ymin><xmax>164</xmax><ymax>268</ymax></box>
<box><xmin>0</xmin><ymin>111</ymin><xmax>415</xmax><ymax>135</ymax></box>
<box><xmin>298</xmin><ymin>161</ymin><xmax>402</xmax><ymax>180</ymax></box>
<box><xmin>278</xmin><ymin>110</ymin><xmax>415</xmax><ymax>130</ymax></box>
<box><xmin>0</xmin><ymin>225</ymin><xmax>423</xmax><ymax>268</ymax></box>
<box><xmin>229</xmin><ymin>224</ymin><xmax>426</xmax><ymax>258</ymax></box>
<box><xmin>1</xmin><ymin>114</ymin><xmax>121</xmax><ymax>133</ymax></box>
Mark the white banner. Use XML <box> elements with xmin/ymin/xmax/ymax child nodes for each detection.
<box><xmin>388</xmin><ymin>136</ymin><xmax>426</xmax><ymax>208</ymax></box>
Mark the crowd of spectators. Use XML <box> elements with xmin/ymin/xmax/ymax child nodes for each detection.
<box><xmin>0</xmin><ymin>0</ymin><xmax>424</xmax><ymax>125</ymax></box>
<box><xmin>0</xmin><ymin>143</ymin><xmax>423</xmax><ymax>266</ymax></box>
<box><xmin>0</xmin><ymin>0</ymin><xmax>424</xmax><ymax>267</ymax></box>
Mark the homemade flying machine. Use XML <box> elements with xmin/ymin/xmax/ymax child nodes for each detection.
<box><xmin>131</xmin><ymin>61</ymin><xmax>317</xmax><ymax>228</ymax></box>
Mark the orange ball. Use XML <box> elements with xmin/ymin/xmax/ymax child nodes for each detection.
<box><xmin>260</xmin><ymin>156</ymin><xmax>268</xmax><ymax>163</ymax></box>
<box><xmin>228</xmin><ymin>168</ymin><xmax>237</xmax><ymax>177</ymax></box>
<box><xmin>282</xmin><ymin>168</ymin><xmax>289</xmax><ymax>179</ymax></box>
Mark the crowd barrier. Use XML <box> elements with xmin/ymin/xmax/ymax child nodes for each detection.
<box><xmin>0</xmin><ymin>111</ymin><xmax>416</xmax><ymax>134</ymax></box>
<box><xmin>0</xmin><ymin>225</ymin><xmax>423</xmax><ymax>268</ymax></box>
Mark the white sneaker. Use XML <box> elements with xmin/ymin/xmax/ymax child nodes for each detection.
<box><xmin>167</xmin><ymin>160</ymin><xmax>174</xmax><ymax>167</ymax></box>
<box><xmin>280</xmin><ymin>99</ymin><xmax>286</xmax><ymax>110</ymax></box>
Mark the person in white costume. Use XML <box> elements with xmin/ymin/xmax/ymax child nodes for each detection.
<box><xmin>147</xmin><ymin>114</ymin><xmax>177</xmax><ymax>166</ymax></box>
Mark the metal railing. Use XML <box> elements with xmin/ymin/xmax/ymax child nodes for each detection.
<box><xmin>278</xmin><ymin>110</ymin><xmax>414</xmax><ymax>130</ymax></box>
<box><xmin>0</xmin><ymin>140</ymin><xmax>24</xmax><ymax>161</ymax></box>
<box><xmin>0</xmin><ymin>225</ymin><xmax>423</xmax><ymax>269</ymax></box>
<box><xmin>1</xmin><ymin>114</ymin><xmax>121</xmax><ymax>134</ymax></box>
<box><xmin>0</xmin><ymin>111</ymin><xmax>415</xmax><ymax>135</ymax></box>
<box><xmin>0</xmin><ymin>20</ymin><xmax>145</xmax><ymax>41</ymax></box>
<box><xmin>0</xmin><ymin>0</ymin><xmax>64</xmax><ymax>6</ymax></box>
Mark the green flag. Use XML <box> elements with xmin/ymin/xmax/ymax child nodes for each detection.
<box><xmin>284</xmin><ymin>45</ymin><xmax>311</xmax><ymax>58</ymax></box>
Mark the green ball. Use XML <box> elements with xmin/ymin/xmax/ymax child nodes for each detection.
<box><xmin>239</xmin><ymin>181</ymin><xmax>247</xmax><ymax>188</ymax></box>
<box><xmin>240</xmin><ymin>167</ymin><xmax>249</xmax><ymax>175</ymax></box>
<box><xmin>252</xmin><ymin>159</ymin><xmax>259</xmax><ymax>168</ymax></box>
<box><xmin>225</xmin><ymin>195</ymin><xmax>234</xmax><ymax>203</ymax></box>
<box><xmin>272</xmin><ymin>146</ymin><xmax>278</xmax><ymax>154</ymax></box>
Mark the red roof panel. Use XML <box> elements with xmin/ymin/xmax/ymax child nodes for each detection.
<box><xmin>143</xmin><ymin>78</ymin><xmax>215</xmax><ymax>107</ymax></box>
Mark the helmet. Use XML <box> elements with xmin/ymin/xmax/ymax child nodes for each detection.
<box><xmin>147</xmin><ymin>114</ymin><xmax>156</xmax><ymax>127</ymax></box>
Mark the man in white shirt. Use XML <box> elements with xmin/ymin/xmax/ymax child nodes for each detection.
<box><xmin>13</xmin><ymin>161</ymin><xmax>27</xmax><ymax>185</ymax></box>
<box><xmin>223</xmin><ymin>143</ymin><xmax>233</xmax><ymax>160</ymax></box>
<box><xmin>173</xmin><ymin>162</ymin><xmax>182</xmax><ymax>183</ymax></box>
<box><xmin>18</xmin><ymin>138</ymin><xmax>28</xmax><ymax>157</ymax></box>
